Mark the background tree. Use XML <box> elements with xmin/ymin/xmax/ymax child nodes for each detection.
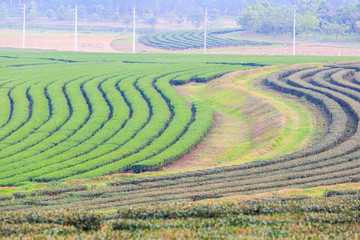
<box><xmin>28</xmin><ymin>0</ymin><xmax>37</xmax><ymax>10</ymax></box>
<box><xmin>89</xmin><ymin>13</ymin><xmax>100</xmax><ymax>22</ymax></box>
<box><xmin>145</xmin><ymin>14</ymin><xmax>158</xmax><ymax>31</ymax></box>
<box><xmin>355</xmin><ymin>21</ymin><xmax>360</xmax><ymax>33</ymax></box>
<box><xmin>321</xmin><ymin>20</ymin><xmax>349</xmax><ymax>40</ymax></box>
<box><xmin>166</xmin><ymin>11</ymin><xmax>175</xmax><ymax>25</ymax></box>
<box><xmin>175</xmin><ymin>12</ymin><xmax>185</xmax><ymax>24</ymax></box>
<box><xmin>1</xmin><ymin>0</ymin><xmax>355</xmax><ymax>20</ymax></box>
<box><xmin>298</xmin><ymin>11</ymin><xmax>320</xmax><ymax>34</ymax></box>
<box><xmin>65</xmin><ymin>5</ymin><xmax>74</xmax><ymax>20</ymax></box>
<box><xmin>46</xmin><ymin>9</ymin><xmax>56</xmax><ymax>20</ymax></box>
<box><xmin>269</xmin><ymin>7</ymin><xmax>292</xmax><ymax>37</ymax></box>
<box><xmin>208</xmin><ymin>9</ymin><xmax>219</xmax><ymax>22</ymax></box>
<box><xmin>28</xmin><ymin>7</ymin><xmax>38</xmax><ymax>21</ymax></box>
<box><xmin>111</xmin><ymin>12</ymin><xmax>120</xmax><ymax>22</ymax></box>
<box><xmin>316</xmin><ymin>0</ymin><xmax>333</xmax><ymax>23</ymax></box>
<box><xmin>236</xmin><ymin>4</ymin><xmax>262</xmax><ymax>31</ymax></box>
<box><xmin>95</xmin><ymin>4</ymin><xmax>106</xmax><ymax>19</ymax></box>
<box><xmin>123</xmin><ymin>14</ymin><xmax>131</xmax><ymax>31</ymax></box>
<box><xmin>237</xmin><ymin>1</ymin><xmax>292</xmax><ymax>36</ymax></box>
<box><xmin>0</xmin><ymin>0</ymin><xmax>358</xmax><ymax>40</ymax></box>
<box><xmin>0</xmin><ymin>3</ymin><xmax>8</xmax><ymax>22</ymax></box>
<box><xmin>55</xmin><ymin>4</ymin><xmax>66</xmax><ymax>20</ymax></box>
<box><xmin>187</xmin><ymin>7</ymin><xmax>204</xmax><ymax>29</ymax></box>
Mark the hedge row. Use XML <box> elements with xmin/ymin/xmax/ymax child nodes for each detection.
<box><xmin>0</xmin><ymin>62</ymin><xmax>226</xmax><ymax>185</ymax></box>
<box><xmin>131</xmin><ymin>100</ymin><xmax>213</xmax><ymax>172</ymax></box>
<box><xmin>139</xmin><ymin>29</ymin><xmax>272</xmax><ymax>50</ymax></box>
<box><xmin>2</xmin><ymin>64</ymin><xmax>360</xmax><ymax>211</ymax></box>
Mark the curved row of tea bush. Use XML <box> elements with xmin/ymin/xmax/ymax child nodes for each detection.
<box><xmin>36</xmin><ymin>73</ymin><xmax>178</xmax><ymax>181</ymax></box>
<box><xmin>0</xmin><ymin>61</ymin><xmax>251</xmax><ymax>186</ymax></box>
<box><xmin>3</xmin><ymin>64</ymin><xmax>360</xmax><ymax>211</ymax></box>
<box><xmin>0</xmin><ymin>75</ymin><xmax>87</xmax><ymax>158</ymax></box>
<box><xmin>130</xmin><ymin>100</ymin><xmax>213</xmax><ymax>173</ymax></box>
<box><xmin>139</xmin><ymin>29</ymin><xmax>271</xmax><ymax>50</ymax></box>
<box><xmin>171</xmin><ymin>64</ymin><xmax>254</xmax><ymax>85</ymax></box>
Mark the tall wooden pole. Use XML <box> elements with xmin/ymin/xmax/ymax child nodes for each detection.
<box><xmin>204</xmin><ymin>8</ymin><xmax>207</xmax><ymax>54</ymax></box>
<box><xmin>22</xmin><ymin>4</ymin><xmax>25</xmax><ymax>49</ymax></box>
<box><xmin>133</xmin><ymin>7</ymin><xmax>136</xmax><ymax>54</ymax></box>
<box><xmin>293</xmin><ymin>9</ymin><xmax>296</xmax><ymax>56</ymax></box>
<box><xmin>75</xmin><ymin>4</ymin><xmax>78</xmax><ymax>51</ymax></box>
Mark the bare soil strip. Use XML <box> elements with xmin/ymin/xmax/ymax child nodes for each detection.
<box><xmin>163</xmin><ymin>67</ymin><xmax>322</xmax><ymax>172</ymax></box>
<box><xmin>1</xmin><ymin>30</ymin><xmax>359</xmax><ymax>56</ymax></box>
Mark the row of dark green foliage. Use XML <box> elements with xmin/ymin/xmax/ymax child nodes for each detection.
<box><xmin>2</xmin><ymin>64</ymin><xmax>360</xmax><ymax>212</ymax></box>
<box><xmin>139</xmin><ymin>29</ymin><xmax>271</xmax><ymax>50</ymax></box>
<box><xmin>1</xmin><ymin>50</ymin><xmax>349</xmax><ymax>187</ymax></box>
<box><xmin>0</xmin><ymin>53</ymin><xmax>252</xmax><ymax>186</ymax></box>
<box><xmin>237</xmin><ymin>0</ymin><xmax>360</xmax><ymax>38</ymax></box>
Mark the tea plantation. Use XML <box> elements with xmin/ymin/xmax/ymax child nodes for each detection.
<box><xmin>0</xmin><ymin>49</ymin><xmax>359</xmax><ymax>238</ymax></box>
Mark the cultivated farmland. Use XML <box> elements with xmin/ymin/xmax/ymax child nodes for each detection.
<box><xmin>1</xmin><ymin>50</ymin><xmax>360</xmax><ymax>239</ymax></box>
<box><xmin>1</xmin><ymin>195</ymin><xmax>359</xmax><ymax>239</ymax></box>
<box><xmin>138</xmin><ymin>29</ymin><xmax>271</xmax><ymax>50</ymax></box>
<box><xmin>0</xmin><ymin>48</ymin><xmax>358</xmax><ymax>205</ymax></box>
<box><xmin>0</xmin><ymin>51</ymin><xmax>351</xmax><ymax>187</ymax></box>
<box><xmin>1</xmin><ymin>52</ymin><xmax>267</xmax><ymax>186</ymax></box>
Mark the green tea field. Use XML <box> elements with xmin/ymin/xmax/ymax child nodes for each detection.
<box><xmin>0</xmin><ymin>49</ymin><xmax>359</xmax><ymax>238</ymax></box>
<box><xmin>137</xmin><ymin>29</ymin><xmax>271</xmax><ymax>50</ymax></box>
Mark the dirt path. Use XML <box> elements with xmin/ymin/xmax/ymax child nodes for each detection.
<box><xmin>0</xmin><ymin>29</ymin><xmax>359</xmax><ymax>56</ymax></box>
<box><xmin>0</xmin><ymin>34</ymin><xmax>129</xmax><ymax>52</ymax></box>
<box><xmin>161</xmin><ymin>65</ymin><xmax>327</xmax><ymax>173</ymax></box>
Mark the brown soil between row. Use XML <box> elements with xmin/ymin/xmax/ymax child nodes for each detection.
<box><xmin>0</xmin><ymin>35</ymin><xmax>125</xmax><ymax>53</ymax></box>
<box><xmin>0</xmin><ymin>31</ymin><xmax>359</xmax><ymax>56</ymax></box>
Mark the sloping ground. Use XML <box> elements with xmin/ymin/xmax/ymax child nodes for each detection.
<box><xmin>165</xmin><ymin>67</ymin><xmax>323</xmax><ymax>171</ymax></box>
<box><xmin>2</xmin><ymin>63</ymin><xmax>360</xmax><ymax>212</ymax></box>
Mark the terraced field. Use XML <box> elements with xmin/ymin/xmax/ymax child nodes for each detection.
<box><xmin>0</xmin><ymin>51</ymin><xmax>346</xmax><ymax>189</ymax></box>
<box><xmin>0</xmin><ymin>49</ymin><xmax>360</xmax><ymax>213</ymax></box>
<box><xmin>1</xmin><ymin>53</ymin><xmax>265</xmax><ymax>186</ymax></box>
<box><xmin>138</xmin><ymin>29</ymin><xmax>271</xmax><ymax>50</ymax></box>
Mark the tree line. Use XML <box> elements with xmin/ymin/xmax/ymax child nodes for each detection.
<box><xmin>237</xmin><ymin>0</ymin><xmax>360</xmax><ymax>38</ymax></box>
<box><xmin>0</xmin><ymin>0</ymin><xmax>247</xmax><ymax>20</ymax></box>
<box><xmin>0</xmin><ymin>0</ymin><xmax>359</xmax><ymax>38</ymax></box>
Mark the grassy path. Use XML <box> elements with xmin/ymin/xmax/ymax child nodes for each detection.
<box><xmin>170</xmin><ymin>65</ymin><xmax>325</xmax><ymax>170</ymax></box>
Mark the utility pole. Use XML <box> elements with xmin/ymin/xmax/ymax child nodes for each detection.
<box><xmin>204</xmin><ymin>8</ymin><xmax>207</xmax><ymax>54</ymax></box>
<box><xmin>22</xmin><ymin>4</ymin><xmax>25</xmax><ymax>49</ymax></box>
<box><xmin>293</xmin><ymin>9</ymin><xmax>296</xmax><ymax>56</ymax></box>
<box><xmin>74</xmin><ymin>4</ymin><xmax>78</xmax><ymax>51</ymax></box>
<box><xmin>133</xmin><ymin>7</ymin><xmax>136</xmax><ymax>54</ymax></box>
